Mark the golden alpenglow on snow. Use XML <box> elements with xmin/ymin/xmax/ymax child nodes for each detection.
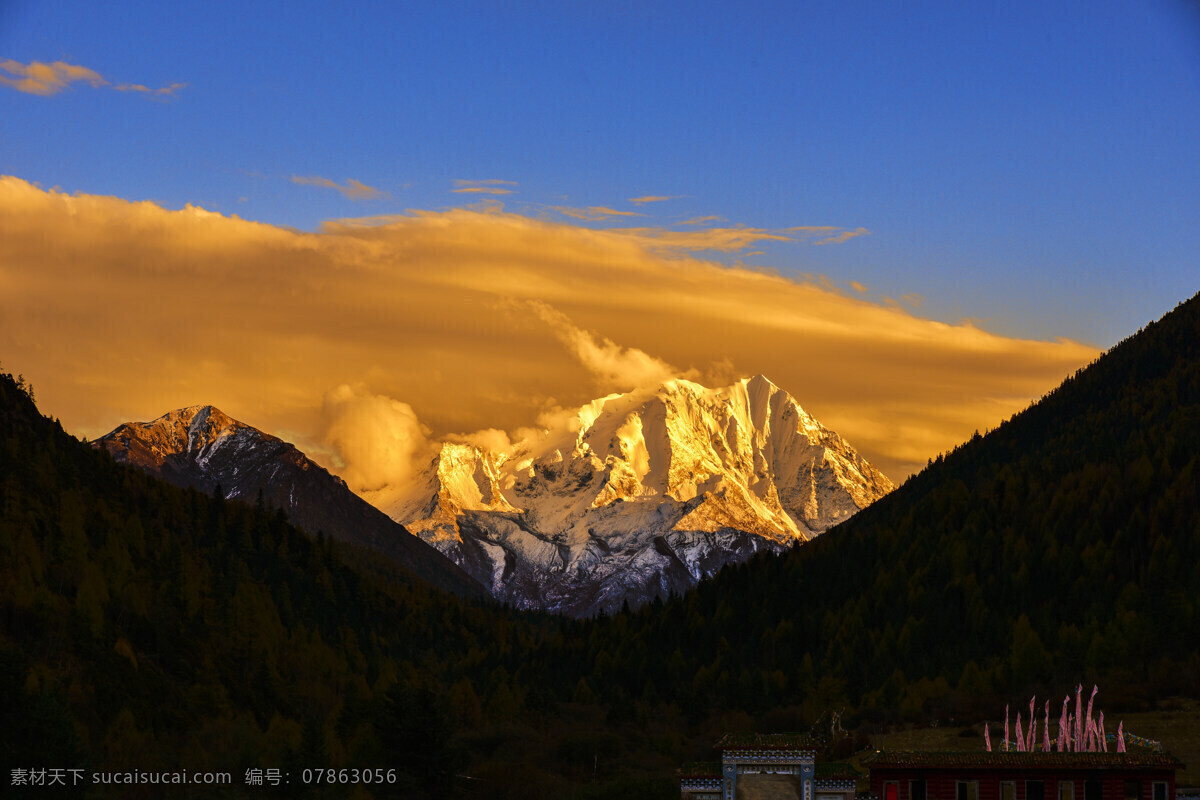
<box><xmin>376</xmin><ymin>375</ymin><xmax>893</xmax><ymax>616</ymax></box>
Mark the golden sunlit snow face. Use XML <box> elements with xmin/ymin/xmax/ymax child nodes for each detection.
<box><xmin>0</xmin><ymin>176</ymin><xmax>1096</xmax><ymax>485</ymax></box>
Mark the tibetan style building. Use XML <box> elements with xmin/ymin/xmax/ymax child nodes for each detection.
<box><xmin>682</xmin><ymin>737</ymin><xmax>1184</xmax><ymax>800</ymax></box>
<box><xmin>865</xmin><ymin>750</ymin><xmax>1183</xmax><ymax>800</ymax></box>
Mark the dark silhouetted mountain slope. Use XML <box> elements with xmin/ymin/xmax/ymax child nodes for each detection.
<box><xmin>95</xmin><ymin>405</ymin><xmax>483</xmax><ymax>598</ymax></box>
<box><xmin>0</xmin><ymin>372</ymin><xmax>512</xmax><ymax>794</ymax></box>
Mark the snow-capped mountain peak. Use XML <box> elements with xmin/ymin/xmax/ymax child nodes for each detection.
<box><xmin>380</xmin><ymin>375</ymin><xmax>893</xmax><ymax>615</ymax></box>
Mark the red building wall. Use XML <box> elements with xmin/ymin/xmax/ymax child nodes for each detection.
<box><xmin>870</xmin><ymin>764</ymin><xmax>1177</xmax><ymax>800</ymax></box>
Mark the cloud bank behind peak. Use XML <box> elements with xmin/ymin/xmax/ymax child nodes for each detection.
<box><xmin>0</xmin><ymin>176</ymin><xmax>1098</xmax><ymax>480</ymax></box>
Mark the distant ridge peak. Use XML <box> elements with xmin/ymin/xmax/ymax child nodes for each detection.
<box><xmin>135</xmin><ymin>404</ymin><xmax>224</xmax><ymax>433</ymax></box>
<box><xmin>142</xmin><ymin>403</ymin><xmax>248</xmax><ymax>433</ymax></box>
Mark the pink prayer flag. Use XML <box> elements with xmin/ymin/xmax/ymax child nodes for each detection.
<box><xmin>1058</xmin><ymin>696</ymin><xmax>1069</xmax><ymax>752</ymax></box>
<box><xmin>985</xmin><ymin>722</ymin><xmax>992</xmax><ymax>752</ymax></box>
<box><xmin>1016</xmin><ymin>715</ymin><xmax>1026</xmax><ymax>752</ymax></box>
<box><xmin>1043</xmin><ymin>700</ymin><xmax>1051</xmax><ymax>751</ymax></box>
<box><xmin>1085</xmin><ymin>685</ymin><xmax>1098</xmax><ymax>750</ymax></box>
<box><xmin>1099</xmin><ymin>712</ymin><xmax>1107</xmax><ymax>752</ymax></box>
<box><xmin>1005</xmin><ymin>705</ymin><xmax>1010</xmax><ymax>751</ymax></box>
<box><xmin>1117</xmin><ymin>721</ymin><xmax>1125</xmax><ymax>753</ymax></box>
<box><xmin>1076</xmin><ymin>684</ymin><xmax>1084</xmax><ymax>751</ymax></box>
<box><xmin>1028</xmin><ymin>697</ymin><xmax>1037</xmax><ymax>750</ymax></box>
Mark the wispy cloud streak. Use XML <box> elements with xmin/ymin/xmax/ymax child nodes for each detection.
<box><xmin>453</xmin><ymin>179</ymin><xmax>517</xmax><ymax>195</ymax></box>
<box><xmin>292</xmin><ymin>176</ymin><xmax>388</xmax><ymax>201</ymax></box>
<box><xmin>551</xmin><ymin>205</ymin><xmax>644</xmax><ymax>221</ymax></box>
<box><xmin>628</xmin><ymin>195</ymin><xmax>682</xmax><ymax>204</ymax></box>
<box><xmin>816</xmin><ymin>227</ymin><xmax>870</xmax><ymax>244</ymax></box>
<box><xmin>114</xmin><ymin>81</ymin><xmax>187</xmax><ymax>98</ymax></box>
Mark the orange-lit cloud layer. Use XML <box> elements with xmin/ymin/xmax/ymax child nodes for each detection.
<box><xmin>291</xmin><ymin>175</ymin><xmax>388</xmax><ymax>201</ymax></box>
<box><xmin>0</xmin><ymin>176</ymin><xmax>1099</xmax><ymax>483</ymax></box>
<box><xmin>0</xmin><ymin>59</ymin><xmax>184</xmax><ymax>97</ymax></box>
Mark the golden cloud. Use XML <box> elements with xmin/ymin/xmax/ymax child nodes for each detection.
<box><xmin>322</xmin><ymin>384</ymin><xmax>433</xmax><ymax>493</ymax></box>
<box><xmin>291</xmin><ymin>175</ymin><xmax>388</xmax><ymax>201</ymax></box>
<box><xmin>0</xmin><ymin>176</ymin><xmax>1099</xmax><ymax>483</ymax></box>
<box><xmin>0</xmin><ymin>59</ymin><xmax>106</xmax><ymax>95</ymax></box>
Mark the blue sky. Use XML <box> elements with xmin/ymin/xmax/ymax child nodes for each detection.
<box><xmin>3</xmin><ymin>0</ymin><xmax>1197</xmax><ymax>347</ymax></box>
<box><xmin>1</xmin><ymin>1</ymin><xmax>1198</xmax><ymax>481</ymax></box>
